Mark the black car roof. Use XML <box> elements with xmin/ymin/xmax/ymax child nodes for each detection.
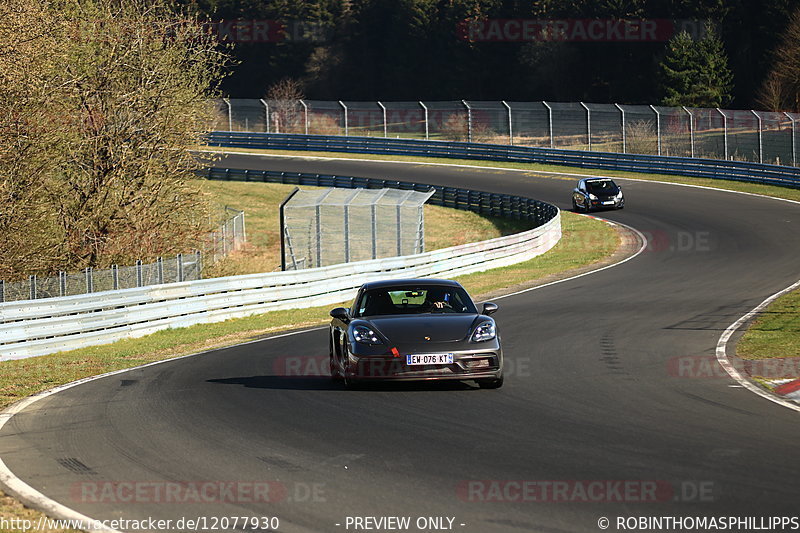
<box><xmin>359</xmin><ymin>278</ymin><xmax>463</xmax><ymax>290</ymax></box>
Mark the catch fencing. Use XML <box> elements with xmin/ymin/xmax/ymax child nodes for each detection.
<box><xmin>0</xmin><ymin>208</ymin><xmax>246</xmax><ymax>303</ymax></box>
<box><xmin>216</xmin><ymin>99</ymin><xmax>800</xmax><ymax>167</ymax></box>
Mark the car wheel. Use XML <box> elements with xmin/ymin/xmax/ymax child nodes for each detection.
<box><xmin>478</xmin><ymin>374</ymin><xmax>504</xmax><ymax>389</ymax></box>
<box><xmin>583</xmin><ymin>199</ymin><xmax>592</xmax><ymax>213</ymax></box>
<box><xmin>329</xmin><ymin>334</ymin><xmax>343</xmax><ymax>382</ymax></box>
<box><xmin>572</xmin><ymin>198</ymin><xmax>579</xmax><ymax>211</ymax></box>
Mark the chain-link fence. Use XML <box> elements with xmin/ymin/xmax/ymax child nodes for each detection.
<box><xmin>215</xmin><ymin>99</ymin><xmax>800</xmax><ymax>167</ymax></box>
<box><xmin>280</xmin><ymin>187</ymin><xmax>434</xmax><ymax>270</ymax></box>
<box><xmin>1</xmin><ymin>208</ymin><xmax>247</xmax><ymax>303</ymax></box>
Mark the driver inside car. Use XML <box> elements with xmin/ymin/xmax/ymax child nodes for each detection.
<box><xmin>423</xmin><ymin>288</ymin><xmax>452</xmax><ymax>311</ymax></box>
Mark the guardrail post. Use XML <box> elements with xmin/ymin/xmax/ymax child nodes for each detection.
<box><xmin>462</xmin><ymin>100</ymin><xmax>472</xmax><ymax>143</ymax></box>
<box><xmin>29</xmin><ymin>275</ymin><xmax>36</xmax><ymax>300</ymax></box>
<box><xmin>751</xmin><ymin>110</ymin><xmax>763</xmax><ymax>164</ymax></box>
<box><xmin>542</xmin><ymin>101</ymin><xmax>554</xmax><ymax>148</ymax></box>
<box><xmin>420</xmin><ymin>102</ymin><xmax>429</xmax><ymax>140</ymax></box>
<box><xmin>156</xmin><ymin>257</ymin><xmax>164</xmax><ymax>285</ymax></box>
<box><xmin>614</xmin><ymin>103</ymin><xmax>626</xmax><ymax>153</ymax></box>
<box><xmin>378</xmin><ymin>101</ymin><xmax>387</xmax><ymax>137</ymax></box>
<box><xmin>176</xmin><ymin>255</ymin><xmax>183</xmax><ymax>283</ymax></box>
<box><xmin>59</xmin><ymin>271</ymin><xmax>66</xmax><ymax>296</ymax></box>
<box><xmin>502</xmin><ymin>101</ymin><xmax>513</xmax><ymax>145</ymax></box>
<box><xmin>299</xmin><ymin>99</ymin><xmax>309</xmax><ymax>135</ymax></box>
<box><xmin>339</xmin><ymin>100</ymin><xmax>348</xmax><ymax>136</ymax></box>
<box><xmin>682</xmin><ymin>106</ymin><xmax>695</xmax><ymax>157</ymax></box>
<box><xmin>581</xmin><ymin>102</ymin><xmax>591</xmax><ymax>150</ymax></box>
<box><xmin>85</xmin><ymin>268</ymin><xmax>93</xmax><ymax>294</ymax></box>
<box><xmin>223</xmin><ymin>98</ymin><xmax>232</xmax><ymax>131</ymax></box>
<box><xmin>649</xmin><ymin>105</ymin><xmax>661</xmax><ymax>156</ymax></box>
<box><xmin>112</xmin><ymin>265</ymin><xmax>119</xmax><ymax>290</ymax></box>
<box><xmin>136</xmin><ymin>259</ymin><xmax>143</xmax><ymax>287</ymax></box>
<box><xmin>717</xmin><ymin>108</ymin><xmax>728</xmax><ymax>160</ymax></box>
<box><xmin>259</xmin><ymin>98</ymin><xmax>270</xmax><ymax>133</ymax></box>
<box><xmin>785</xmin><ymin>112</ymin><xmax>797</xmax><ymax>166</ymax></box>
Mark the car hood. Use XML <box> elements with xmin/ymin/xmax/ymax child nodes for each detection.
<box><xmin>367</xmin><ymin>314</ymin><xmax>481</xmax><ymax>343</ymax></box>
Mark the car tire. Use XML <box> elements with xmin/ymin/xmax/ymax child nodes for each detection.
<box><xmin>478</xmin><ymin>375</ymin><xmax>504</xmax><ymax>389</ymax></box>
<box><xmin>329</xmin><ymin>334</ymin><xmax>343</xmax><ymax>382</ymax></box>
<box><xmin>572</xmin><ymin>198</ymin><xmax>579</xmax><ymax>211</ymax></box>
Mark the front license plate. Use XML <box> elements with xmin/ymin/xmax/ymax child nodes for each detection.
<box><xmin>602</xmin><ymin>200</ymin><xmax>615</xmax><ymax>205</ymax></box>
<box><xmin>406</xmin><ymin>353</ymin><xmax>454</xmax><ymax>366</ymax></box>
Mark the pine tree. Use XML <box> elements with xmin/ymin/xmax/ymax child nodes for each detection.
<box><xmin>659</xmin><ymin>25</ymin><xmax>733</xmax><ymax>108</ymax></box>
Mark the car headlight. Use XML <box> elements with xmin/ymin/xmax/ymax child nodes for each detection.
<box><xmin>588</xmin><ymin>193</ymin><xmax>598</xmax><ymax>200</ymax></box>
<box><xmin>353</xmin><ymin>325</ymin><xmax>383</xmax><ymax>345</ymax></box>
<box><xmin>471</xmin><ymin>321</ymin><xmax>496</xmax><ymax>342</ymax></box>
<box><xmin>616</xmin><ymin>191</ymin><xmax>623</xmax><ymax>199</ymax></box>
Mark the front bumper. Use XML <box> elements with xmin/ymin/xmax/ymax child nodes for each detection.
<box><xmin>589</xmin><ymin>197</ymin><xmax>624</xmax><ymax>210</ymax></box>
<box><xmin>345</xmin><ymin>346</ymin><xmax>503</xmax><ymax>382</ymax></box>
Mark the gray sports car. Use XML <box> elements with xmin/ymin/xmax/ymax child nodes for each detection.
<box><xmin>329</xmin><ymin>279</ymin><xmax>503</xmax><ymax>388</ymax></box>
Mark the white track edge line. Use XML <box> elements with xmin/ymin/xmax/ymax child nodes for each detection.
<box><xmin>715</xmin><ymin>279</ymin><xmax>800</xmax><ymax>414</ymax></box>
<box><xmin>0</xmin><ymin>326</ymin><xmax>324</xmax><ymax>532</ymax></box>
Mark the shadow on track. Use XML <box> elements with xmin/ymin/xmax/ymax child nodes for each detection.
<box><xmin>206</xmin><ymin>375</ymin><xmax>479</xmax><ymax>392</ymax></box>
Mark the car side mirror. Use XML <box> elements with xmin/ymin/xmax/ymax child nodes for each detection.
<box><xmin>330</xmin><ymin>307</ymin><xmax>350</xmax><ymax>322</ymax></box>
<box><xmin>482</xmin><ymin>302</ymin><xmax>498</xmax><ymax>316</ymax></box>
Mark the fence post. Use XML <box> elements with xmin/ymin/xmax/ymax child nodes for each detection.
<box><xmin>315</xmin><ymin>204</ymin><xmax>322</xmax><ymax>267</ymax></box>
<box><xmin>339</xmin><ymin>100</ymin><xmax>348</xmax><ymax>136</ymax></box>
<box><xmin>29</xmin><ymin>274</ymin><xmax>36</xmax><ymax>300</ymax></box>
<box><xmin>84</xmin><ymin>268</ymin><xmax>93</xmax><ymax>294</ymax></box>
<box><xmin>785</xmin><ymin>112</ymin><xmax>797</xmax><ymax>166</ymax></box>
<box><xmin>614</xmin><ymin>103</ymin><xmax>626</xmax><ymax>153</ymax></box>
<box><xmin>378</xmin><ymin>101</ymin><xmax>387</xmax><ymax>137</ymax></box>
<box><xmin>370</xmin><ymin>204</ymin><xmax>378</xmax><ymax>260</ymax></box>
<box><xmin>682</xmin><ymin>106</ymin><xmax>695</xmax><ymax>157</ymax></box>
<box><xmin>0</xmin><ymin>280</ymin><xmax>4</xmax><ymax>303</ymax></box>
<box><xmin>542</xmin><ymin>101</ymin><xmax>554</xmax><ymax>148</ymax></box>
<box><xmin>649</xmin><ymin>105</ymin><xmax>661</xmax><ymax>156</ymax></box>
<box><xmin>419</xmin><ymin>102</ymin><xmax>429</xmax><ymax>140</ymax></box>
<box><xmin>195</xmin><ymin>251</ymin><xmax>202</xmax><ymax>280</ymax></box>
<box><xmin>112</xmin><ymin>265</ymin><xmax>119</xmax><ymax>290</ymax></box>
<box><xmin>223</xmin><ymin>98</ymin><xmax>232</xmax><ymax>131</ymax></box>
<box><xmin>156</xmin><ymin>257</ymin><xmax>164</xmax><ymax>285</ymax></box>
<box><xmin>176</xmin><ymin>255</ymin><xmax>183</xmax><ymax>283</ymax></box>
<box><xmin>750</xmin><ymin>110</ymin><xmax>763</xmax><ymax>164</ymax></box>
<box><xmin>136</xmin><ymin>259</ymin><xmax>143</xmax><ymax>287</ymax></box>
<box><xmin>462</xmin><ymin>100</ymin><xmax>472</xmax><ymax>143</ymax></box>
<box><xmin>717</xmin><ymin>108</ymin><xmax>728</xmax><ymax>160</ymax></box>
<box><xmin>259</xmin><ymin>98</ymin><xmax>270</xmax><ymax>133</ymax></box>
<box><xmin>396</xmin><ymin>205</ymin><xmax>402</xmax><ymax>256</ymax></box>
<box><xmin>580</xmin><ymin>102</ymin><xmax>591</xmax><ymax>151</ymax></box>
<box><xmin>502</xmin><ymin>100</ymin><xmax>513</xmax><ymax>145</ymax></box>
<box><xmin>299</xmin><ymin>99</ymin><xmax>309</xmax><ymax>135</ymax></box>
<box><xmin>59</xmin><ymin>271</ymin><xmax>66</xmax><ymax>297</ymax></box>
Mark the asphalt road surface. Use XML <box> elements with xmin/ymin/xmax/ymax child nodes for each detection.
<box><xmin>2</xmin><ymin>153</ymin><xmax>799</xmax><ymax>533</ymax></box>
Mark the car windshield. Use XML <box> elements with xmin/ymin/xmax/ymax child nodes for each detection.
<box><xmin>586</xmin><ymin>180</ymin><xmax>620</xmax><ymax>195</ymax></box>
<box><xmin>354</xmin><ymin>285</ymin><xmax>478</xmax><ymax>317</ymax></box>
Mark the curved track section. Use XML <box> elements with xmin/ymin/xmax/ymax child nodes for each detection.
<box><xmin>2</xmin><ymin>154</ymin><xmax>799</xmax><ymax>533</ymax></box>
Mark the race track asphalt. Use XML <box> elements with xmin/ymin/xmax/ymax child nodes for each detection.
<box><xmin>1</xmin><ymin>153</ymin><xmax>799</xmax><ymax>533</ymax></box>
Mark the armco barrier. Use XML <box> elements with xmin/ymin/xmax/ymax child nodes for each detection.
<box><xmin>0</xmin><ymin>173</ymin><xmax>560</xmax><ymax>360</ymax></box>
<box><xmin>206</xmin><ymin>132</ymin><xmax>800</xmax><ymax>189</ymax></box>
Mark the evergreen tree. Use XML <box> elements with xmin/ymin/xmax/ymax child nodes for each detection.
<box><xmin>659</xmin><ymin>25</ymin><xmax>733</xmax><ymax>108</ymax></box>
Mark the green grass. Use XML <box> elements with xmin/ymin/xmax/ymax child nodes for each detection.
<box><xmin>204</xmin><ymin>146</ymin><xmax>800</xmax><ymax>203</ymax></box>
<box><xmin>737</xmin><ymin>288</ymin><xmax>800</xmax><ymax>360</ymax></box>
<box><xmin>199</xmin><ymin>179</ymin><xmax>532</xmax><ymax>278</ymax></box>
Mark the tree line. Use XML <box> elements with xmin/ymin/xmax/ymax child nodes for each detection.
<box><xmin>181</xmin><ymin>0</ymin><xmax>800</xmax><ymax>110</ymax></box>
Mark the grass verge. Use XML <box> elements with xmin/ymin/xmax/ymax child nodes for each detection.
<box><xmin>202</xmin><ymin>146</ymin><xmax>800</xmax><ymax>203</ymax></box>
<box><xmin>737</xmin><ymin>288</ymin><xmax>800</xmax><ymax>360</ymax></box>
<box><xmin>198</xmin><ymin>179</ymin><xmax>531</xmax><ymax>277</ymax></box>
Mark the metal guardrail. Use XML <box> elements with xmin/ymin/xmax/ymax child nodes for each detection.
<box><xmin>206</xmin><ymin>131</ymin><xmax>800</xmax><ymax>189</ymax></box>
<box><xmin>0</xmin><ymin>168</ymin><xmax>560</xmax><ymax>360</ymax></box>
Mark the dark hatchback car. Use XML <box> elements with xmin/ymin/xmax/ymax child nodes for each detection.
<box><xmin>572</xmin><ymin>177</ymin><xmax>625</xmax><ymax>212</ymax></box>
<box><xmin>329</xmin><ymin>279</ymin><xmax>503</xmax><ymax>388</ymax></box>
